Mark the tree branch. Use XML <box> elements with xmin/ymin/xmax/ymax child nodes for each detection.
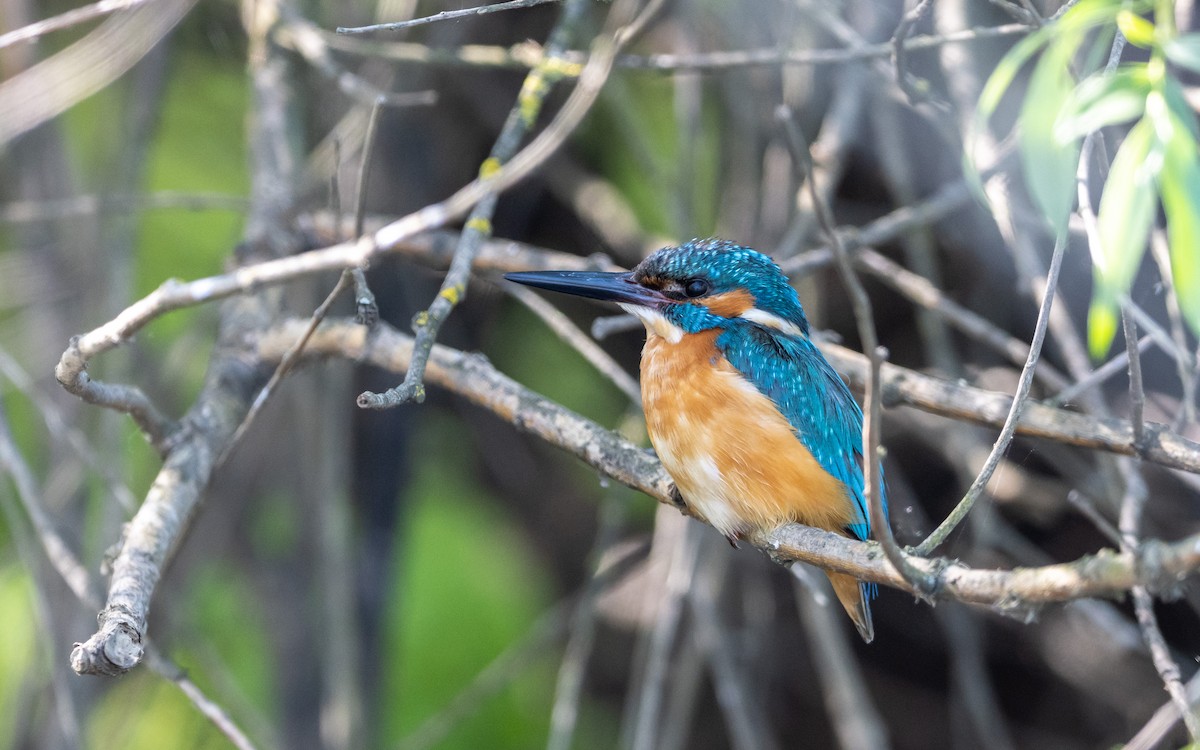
<box><xmin>252</xmin><ymin>317</ymin><xmax>1200</xmax><ymax>609</ymax></box>
<box><xmin>67</xmin><ymin>0</ymin><xmax>304</xmax><ymax>676</ymax></box>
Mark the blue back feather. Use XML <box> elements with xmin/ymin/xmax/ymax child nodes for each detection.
<box><xmin>716</xmin><ymin>322</ymin><xmax>886</xmax><ymax>542</ymax></box>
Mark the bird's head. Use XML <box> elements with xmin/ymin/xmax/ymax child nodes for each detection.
<box><xmin>505</xmin><ymin>238</ymin><xmax>809</xmax><ymax>341</ymax></box>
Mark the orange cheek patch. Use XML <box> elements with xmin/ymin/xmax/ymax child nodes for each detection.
<box><xmin>701</xmin><ymin>289</ymin><xmax>755</xmax><ymax>317</ymax></box>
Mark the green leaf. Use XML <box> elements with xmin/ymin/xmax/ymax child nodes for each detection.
<box><xmin>1162</xmin><ymin>75</ymin><xmax>1200</xmax><ymax>140</ymax></box>
<box><xmin>1020</xmin><ymin>42</ymin><xmax>1082</xmax><ymax>233</ymax></box>
<box><xmin>1160</xmin><ymin>108</ymin><xmax>1200</xmax><ymax>339</ymax></box>
<box><xmin>1056</xmin><ymin>0</ymin><xmax>1134</xmax><ymax>34</ymax></box>
<box><xmin>1056</xmin><ymin>66</ymin><xmax>1151</xmax><ymax>142</ymax></box>
<box><xmin>1088</xmin><ymin>293</ymin><xmax>1121</xmax><ymax>359</ymax></box>
<box><xmin>1165</xmin><ymin>33</ymin><xmax>1200</xmax><ymax>74</ymax></box>
<box><xmin>973</xmin><ymin>0</ymin><xmax>1128</xmax><ymax>127</ymax></box>
<box><xmin>976</xmin><ymin>31</ymin><xmax>1053</xmax><ymax>127</ymax></box>
<box><xmin>1117</xmin><ymin>9</ymin><xmax>1157</xmax><ymax>47</ymax></box>
<box><xmin>966</xmin><ymin>30</ymin><xmax>1053</xmax><ymax>208</ymax></box>
<box><xmin>1090</xmin><ymin>116</ymin><xmax>1160</xmax><ymax>355</ymax></box>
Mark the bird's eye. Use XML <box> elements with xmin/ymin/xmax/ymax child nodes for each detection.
<box><xmin>683</xmin><ymin>278</ymin><xmax>710</xmax><ymax>298</ymax></box>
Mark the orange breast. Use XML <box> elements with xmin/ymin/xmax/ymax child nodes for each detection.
<box><xmin>641</xmin><ymin>330</ymin><xmax>855</xmax><ymax>538</ymax></box>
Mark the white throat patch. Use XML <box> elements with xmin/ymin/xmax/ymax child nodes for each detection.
<box><xmin>618</xmin><ymin>303</ymin><xmax>684</xmax><ymax>344</ymax></box>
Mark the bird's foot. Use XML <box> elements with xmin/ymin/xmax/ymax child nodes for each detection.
<box><xmin>669</xmin><ymin>484</ymin><xmax>689</xmax><ymax>511</ymax></box>
<box><xmin>725</xmin><ymin>532</ymin><xmax>742</xmax><ymax>549</ymax></box>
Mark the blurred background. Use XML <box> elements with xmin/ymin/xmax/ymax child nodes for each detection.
<box><xmin>1</xmin><ymin>0</ymin><xmax>1198</xmax><ymax>748</ymax></box>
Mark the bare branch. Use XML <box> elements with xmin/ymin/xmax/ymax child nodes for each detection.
<box><xmin>0</xmin><ymin>192</ymin><xmax>249</xmax><ymax>223</ymax></box>
<box><xmin>892</xmin><ymin>0</ymin><xmax>935</xmax><ymax>105</ymax></box>
<box><xmin>145</xmin><ymin>648</ymin><xmax>260</xmax><ymax>750</ymax></box>
<box><xmin>0</xmin><ymin>0</ymin><xmax>198</xmax><ymax>145</ymax></box>
<box><xmin>357</xmin><ymin>0</ymin><xmax>668</xmax><ymax>409</ymax></box>
<box><xmin>917</xmin><ymin>230</ymin><xmax>1067</xmax><ymax>555</ymax></box>
<box><xmin>855</xmin><ymin>247</ymin><xmax>1070</xmax><ymax>392</ymax></box>
<box><xmin>358</xmin><ymin>0</ymin><xmax>595</xmax><ymax>409</ymax></box>
<box><xmin>337</xmin><ymin>0</ymin><xmax>562</xmax><ymax>35</ymax></box>
<box><xmin>68</xmin><ymin>0</ymin><xmax>305</xmax><ymax>676</ymax></box>
<box><xmin>792</xmin><ymin>568</ymin><xmax>890</xmax><ymax>749</ymax></box>
<box><xmin>0</xmin><ymin>0</ymin><xmax>157</xmax><ymax>51</ymax></box>
<box><xmin>275</xmin><ymin>11</ymin><xmax>438</xmax><ymax>108</ymax></box>
<box><xmin>252</xmin><ymin>318</ymin><xmax>1200</xmax><ymax>607</ymax></box>
<box><xmin>820</xmin><ymin>344</ymin><xmax>1200</xmax><ymax>474</ymax></box>
<box><xmin>321</xmin><ymin>22</ymin><xmax>1031</xmax><ymax>72</ymax></box>
<box><xmin>0</xmin><ymin>397</ymin><xmax>260</xmax><ymax>747</ymax></box>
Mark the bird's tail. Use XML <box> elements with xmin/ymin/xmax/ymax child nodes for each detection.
<box><xmin>827</xmin><ymin>571</ymin><xmax>874</xmax><ymax>643</ymax></box>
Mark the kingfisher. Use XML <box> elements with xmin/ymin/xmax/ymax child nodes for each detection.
<box><xmin>505</xmin><ymin>238</ymin><xmax>887</xmax><ymax>642</ymax></box>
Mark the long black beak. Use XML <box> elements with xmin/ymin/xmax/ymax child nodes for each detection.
<box><xmin>504</xmin><ymin>270</ymin><xmax>667</xmax><ymax>308</ymax></box>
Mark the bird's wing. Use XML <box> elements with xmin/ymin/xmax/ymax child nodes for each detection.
<box><xmin>717</xmin><ymin>324</ymin><xmax>884</xmax><ymax>541</ymax></box>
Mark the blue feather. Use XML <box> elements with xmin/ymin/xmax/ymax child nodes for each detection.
<box><xmin>716</xmin><ymin>321</ymin><xmax>887</xmax><ymax>543</ymax></box>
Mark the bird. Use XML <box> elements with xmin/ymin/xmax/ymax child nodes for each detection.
<box><xmin>505</xmin><ymin>238</ymin><xmax>887</xmax><ymax>642</ymax></box>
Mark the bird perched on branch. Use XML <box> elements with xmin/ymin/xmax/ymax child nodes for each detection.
<box><xmin>506</xmin><ymin>238</ymin><xmax>887</xmax><ymax>642</ymax></box>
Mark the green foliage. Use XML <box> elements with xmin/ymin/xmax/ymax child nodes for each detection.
<box><xmin>579</xmin><ymin>75</ymin><xmax>723</xmax><ymax>238</ymax></box>
<box><xmin>88</xmin><ymin>673</ymin><xmax>235</xmax><ymax>750</ymax></box>
<box><xmin>0</xmin><ymin>567</ymin><xmax>37</xmax><ymax>750</ymax></box>
<box><xmin>380</xmin><ymin>414</ymin><xmax>561</xmax><ymax>749</ymax></box>
<box><xmin>974</xmin><ymin>0</ymin><xmax>1200</xmax><ymax>357</ymax></box>
<box><xmin>139</xmin><ymin>47</ymin><xmax>249</xmax><ymax>294</ymax></box>
<box><xmin>135</xmin><ymin>46</ymin><xmax>249</xmax><ymax>404</ymax></box>
<box><xmin>182</xmin><ymin>562</ymin><xmax>278</xmax><ymax>718</ymax></box>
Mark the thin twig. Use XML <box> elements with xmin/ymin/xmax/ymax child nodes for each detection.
<box><xmin>349</xmin><ymin>99</ymin><xmax>384</xmax><ymax>326</ymax></box>
<box><xmin>625</xmin><ymin>516</ymin><xmax>698</xmax><ymax>750</ymax></box>
<box><xmin>1118</xmin><ymin>462</ymin><xmax>1200</xmax><ymax>741</ymax></box>
<box><xmin>1115</xmin><ymin>281</ymin><xmax>1197</xmax><ymax>739</ymax></box>
<box><xmin>323</xmin><ymin>22</ymin><xmax>1030</xmax><ymax>72</ymax></box>
<box><xmin>0</xmin><ymin>401</ymin><xmax>261</xmax><ymax>747</ymax></box>
<box><xmin>1125</xmin><ymin>300</ymin><xmax>1199</xmax><ymax>379</ymax></box>
<box><xmin>505</xmin><ymin>282</ymin><xmax>641</xmax><ymax>404</ymax></box>
<box><xmin>778</xmin><ymin>105</ymin><xmax>931</xmax><ymax>594</ymax></box>
<box><xmin>546</xmin><ymin>497</ymin><xmax>624</xmax><ymax>750</ymax></box>
<box><xmin>1125</xmin><ymin>669</ymin><xmax>1200</xmax><ymax>750</ymax></box>
<box><xmin>357</xmin><ymin>0</ymin><xmax>652</xmax><ymax>408</ymax></box>
<box><xmin>916</xmin><ymin>230</ymin><xmax>1067</xmax><ymax>555</ymax></box>
<box><xmin>275</xmin><ymin>10</ymin><xmax>438</xmax><ymax>108</ymax></box>
<box><xmin>218</xmin><ymin>271</ymin><xmax>354</xmax><ymax>466</ymax></box>
<box><xmin>892</xmin><ymin>0</ymin><xmax>935</xmax><ymax>105</ymax></box>
<box><xmin>0</xmin><ymin>191</ymin><xmax>249</xmax><ymax>223</ymax></box>
<box><xmin>338</xmin><ymin>0</ymin><xmax>562</xmax><ymax>35</ymax></box>
<box><xmin>792</xmin><ymin>567</ymin><xmax>890</xmax><ymax>749</ymax></box>
<box><xmin>855</xmin><ymin>247</ymin><xmax>1070</xmax><ymax>391</ymax></box>
<box><xmin>1148</xmin><ymin>229</ymin><xmax>1198</xmax><ymax>427</ymax></box>
<box><xmin>0</xmin><ymin>0</ymin><xmax>155</xmax><ymax>50</ymax></box>
<box><xmin>1048</xmin><ymin>334</ymin><xmax>1154</xmax><ymax>407</ymax></box>
<box><xmin>358</xmin><ymin>0</ymin><xmax>592</xmax><ymax>407</ymax></box>
<box><xmin>396</xmin><ymin>540</ymin><xmax>648</xmax><ymax>750</ymax></box>
<box><xmin>145</xmin><ymin>647</ymin><xmax>260</xmax><ymax>750</ymax></box>
<box><xmin>1122</xmin><ymin>306</ymin><xmax>1146</xmax><ymax>447</ymax></box>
